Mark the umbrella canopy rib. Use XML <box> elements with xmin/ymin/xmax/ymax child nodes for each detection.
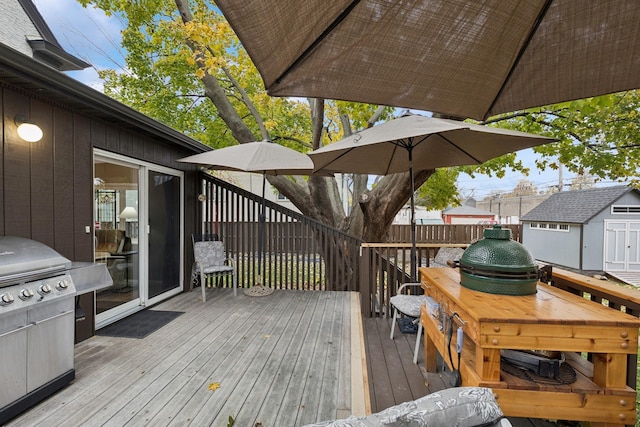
<box><xmin>436</xmin><ymin>134</ymin><xmax>483</xmax><ymax>165</ymax></box>
<box><xmin>486</xmin><ymin>0</ymin><xmax>555</xmax><ymax>117</ymax></box>
<box><xmin>385</xmin><ymin>140</ymin><xmax>407</xmax><ymax>176</ymax></box>
<box><xmin>275</xmin><ymin>0</ymin><xmax>362</xmax><ymax>86</ymax></box>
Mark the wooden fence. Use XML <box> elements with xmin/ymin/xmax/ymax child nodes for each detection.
<box><xmin>388</xmin><ymin>223</ymin><xmax>522</xmax><ymax>243</ymax></box>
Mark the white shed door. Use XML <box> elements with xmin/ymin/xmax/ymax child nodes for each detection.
<box><xmin>604</xmin><ymin>221</ymin><xmax>640</xmax><ymax>272</ymax></box>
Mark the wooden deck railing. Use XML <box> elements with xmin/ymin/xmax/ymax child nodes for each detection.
<box><xmin>196</xmin><ymin>173</ymin><xmax>640</xmax><ymax>386</ymax></box>
<box><xmin>359</xmin><ymin>243</ymin><xmax>468</xmax><ymax>317</ymax></box>
<box><xmin>198</xmin><ymin>174</ymin><xmax>527</xmax><ymax>313</ymax></box>
<box><xmin>199</xmin><ymin>173</ymin><xmax>361</xmax><ymax>291</ymax></box>
<box><xmin>547</xmin><ymin>266</ymin><xmax>640</xmax><ymax>390</ymax></box>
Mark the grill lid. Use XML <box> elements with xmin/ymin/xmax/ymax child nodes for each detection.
<box><xmin>459</xmin><ymin>226</ymin><xmax>538</xmax><ymax>295</ymax></box>
<box><xmin>0</xmin><ymin>236</ymin><xmax>71</xmax><ymax>285</ymax></box>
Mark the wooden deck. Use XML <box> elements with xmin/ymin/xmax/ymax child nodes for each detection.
<box><xmin>11</xmin><ymin>288</ymin><xmax>559</xmax><ymax>426</ymax></box>
<box><xmin>8</xmin><ymin>289</ymin><xmax>366</xmax><ymax>427</ymax></box>
<box><xmin>364</xmin><ymin>316</ymin><xmax>559</xmax><ymax>427</ymax></box>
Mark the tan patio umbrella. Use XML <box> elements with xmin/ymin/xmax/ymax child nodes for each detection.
<box><xmin>178</xmin><ymin>140</ymin><xmax>317</xmax><ymax>294</ymax></box>
<box><xmin>215</xmin><ymin>0</ymin><xmax>640</xmax><ymax>120</ymax></box>
<box><xmin>309</xmin><ymin>114</ymin><xmax>556</xmax><ymax>281</ymax></box>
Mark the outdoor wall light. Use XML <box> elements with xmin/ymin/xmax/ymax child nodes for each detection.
<box><xmin>15</xmin><ymin>116</ymin><xmax>43</xmax><ymax>142</ymax></box>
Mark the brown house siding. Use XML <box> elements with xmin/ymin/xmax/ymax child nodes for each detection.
<box><xmin>1</xmin><ymin>82</ymin><xmax>203</xmax><ymax>287</ymax></box>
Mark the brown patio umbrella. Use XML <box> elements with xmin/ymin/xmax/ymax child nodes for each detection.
<box><xmin>178</xmin><ymin>141</ymin><xmax>317</xmax><ymax>293</ymax></box>
<box><xmin>309</xmin><ymin>114</ymin><xmax>556</xmax><ymax>281</ymax></box>
<box><xmin>215</xmin><ymin>0</ymin><xmax>640</xmax><ymax>120</ymax></box>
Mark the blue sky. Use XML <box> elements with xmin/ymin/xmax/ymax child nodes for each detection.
<box><xmin>33</xmin><ymin>0</ymin><xmax>583</xmax><ymax>200</ymax></box>
<box><xmin>33</xmin><ymin>0</ymin><xmax>125</xmax><ymax>91</ymax></box>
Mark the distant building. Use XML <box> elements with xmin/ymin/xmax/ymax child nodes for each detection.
<box><xmin>394</xmin><ymin>206</ymin><xmax>443</xmax><ymax>225</ymax></box>
<box><xmin>441</xmin><ymin>205</ymin><xmax>496</xmax><ymax>225</ymax></box>
<box><xmin>521</xmin><ymin>185</ymin><xmax>640</xmax><ymax>273</ymax></box>
<box><xmin>222</xmin><ymin>171</ymin><xmax>302</xmax><ymax>214</ymax></box>
<box><xmin>476</xmin><ymin>193</ymin><xmax>550</xmax><ymax>224</ymax></box>
<box><xmin>0</xmin><ymin>0</ymin><xmax>89</xmax><ymax>70</ymax></box>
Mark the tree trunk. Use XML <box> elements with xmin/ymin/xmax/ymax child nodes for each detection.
<box><xmin>176</xmin><ymin>0</ymin><xmax>436</xmax><ymax>246</ymax></box>
<box><xmin>352</xmin><ymin>169</ymin><xmax>434</xmax><ymax>242</ymax></box>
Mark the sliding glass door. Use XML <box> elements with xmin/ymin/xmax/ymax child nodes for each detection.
<box><xmin>94</xmin><ymin>150</ymin><xmax>183</xmax><ymax>327</ymax></box>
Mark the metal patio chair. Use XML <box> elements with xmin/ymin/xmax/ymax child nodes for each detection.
<box><xmin>189</xmin><ymin>234</ymin><xmax>219</xmax><ymax>290</ymax></box>
<box><xmin>389</xmin><ymin>282</ymin><xmax>426</xmax><ymax>364</ymax></box>
<box><xmin>193</xmin><ymin>238</ymin><xmax>237</xmax><ymax>302</ymax></box>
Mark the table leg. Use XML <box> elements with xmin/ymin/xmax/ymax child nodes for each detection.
<box><xmin>424</xmin><ymin>330</ymin><xmax>438</xmax><ymax>372</ymax></box>
<box><xmin>474</xmin><ymin>344</ymin><xmax>501</xmax><ymax>382</ymax></box>
<box><xmin>593</xmin><ymin>352</ymin><xmax>628</xmax><ymax>389</ymax></box>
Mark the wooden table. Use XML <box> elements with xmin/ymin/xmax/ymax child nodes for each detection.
<box><xmin>420</xmin><ymin>267</ymin><xmax>640</xmax><ymax>426</ymax></box>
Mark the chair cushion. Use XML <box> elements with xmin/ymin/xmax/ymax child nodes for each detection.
<box><xmin>202</xmin><ymin>265</ymin><xmax>234</xmax><ymax>274</ymax></box>
<box><xmin>303</xmin><ymin>387</ymin><xmax>506</xmax><ymax>427</ymax></box>
<box><xmin>390</xmin><ymin>294</ymin><xmax>426</xmax><ymax>318</ymax></box>
<box><xmin>432</xmin><ymin>247</ymin><xmax>465</xmax><ymax>267</ymax></box>
<box><xmin>194</xmin><ymin>241</ymin><xmax>226</xmax><ymax>266</ymax></box>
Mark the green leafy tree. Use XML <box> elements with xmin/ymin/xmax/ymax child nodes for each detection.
<box><xmin>483</xmin><ymin>93</ymin><xmax>640</xmax><ymax>187</ymax></box>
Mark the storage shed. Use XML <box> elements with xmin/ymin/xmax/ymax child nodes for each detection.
<box><xmin>521</xmin><ymin>185</ymin><xmax>640</xmax><ymax>274</ymax></box>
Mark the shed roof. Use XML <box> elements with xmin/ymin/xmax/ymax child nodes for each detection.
<box><xmin>521</xmin><ymin>185</ymin><xmax>636</xmax><ymax>224</ymax></box>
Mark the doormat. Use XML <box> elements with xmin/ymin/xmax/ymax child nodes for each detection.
<box><xmin>97</xmin><ymin>310</ymin><xmax>184</xmax><ymax>339</ymax></box>
<box><xmin>244</xmin><ymin>285</ymin><xmax>274</xmax><ymax>297</ymax></box>
<box><xmin>397</xmin><ymin>316</ymin><xmax>418</xmax><ymax>334</ymax></box>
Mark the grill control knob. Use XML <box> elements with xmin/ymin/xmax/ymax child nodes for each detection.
<box><xmin>56</xmin><ymin>280</ymin><xmax>68</xmax><ymax>290</ymax></box>
<box><xmin>19</xmin><ymin>289</ymin><xmax>35</xmax><ymax>300</ymax></box>
<box><xmin>38</xmin><ymin>284</ymin><xmax>52</xmax><ymax>295</ymax></box>
<box><xmin>0</xmin><ymin>293</ymin><xmax>15</xmax><ymax>306</ymax></box>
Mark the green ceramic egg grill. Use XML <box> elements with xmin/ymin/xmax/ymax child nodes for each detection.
<box><xmin>459</xmin><ymin>225</ymin><xmax>538</xmax><ymax>295</ymax></box>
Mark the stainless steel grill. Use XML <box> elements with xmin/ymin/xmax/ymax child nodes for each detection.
<box><xmin>0</xmin><ymin>236</ymin><xmax>110</xmax><ymax>425</ymax></box>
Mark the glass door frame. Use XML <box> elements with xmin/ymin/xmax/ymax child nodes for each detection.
<box><xmin>94</xmin><ymin>149</ymin><xmax>184</xmax><ymax>328</ymax></box>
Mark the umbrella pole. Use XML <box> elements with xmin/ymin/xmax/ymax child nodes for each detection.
<box><xmin>408</xmin><ymin>148</ymin><xmax>417</xmax><ymax>282</ymax></box>
<box><xmin>257</xmin><ymin>171</ymin><xmax>266</xmax><ymax>286</ymax></box>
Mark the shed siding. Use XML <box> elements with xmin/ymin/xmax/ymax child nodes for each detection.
<box><xmin>582</xmin><ymin>220</ymin><xmax>605</xmax><ymax>271</ymax></box>
<box><xmin>583</xmin><ymin>191</ymin><xmax>640</xmax><ymax>270</ymax></box>
<box><xmin>607</xmin><ymin>192</ymin><xmax>640</xmax><ymax>217</ymax></box>
<box><xmin>522</xmin><ymin>223</ymin><xmax>581</xmax><ymax>269</ymax></box>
